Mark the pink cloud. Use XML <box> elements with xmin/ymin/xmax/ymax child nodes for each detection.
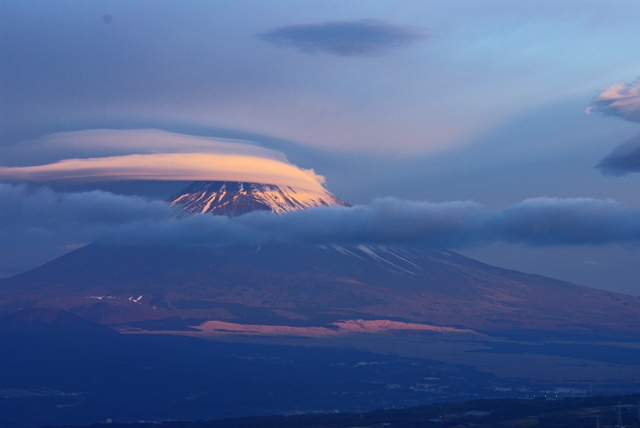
<box><xmin>0</xmin><ymin>153</ymin><xmax>326</xmax><ymax>192</ymax></box>
<box><xmin>588</xmin><ymin>78</ymin><xmax>640</xmax><ymax>123</ymax></box>
<box><xmin>0</xmin><ymin>129</ymin><xmax>328</xmax><ymax>191</ymax></box>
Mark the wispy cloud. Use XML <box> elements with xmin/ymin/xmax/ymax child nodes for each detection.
<box><xmin>259</xmin><ymin>20</ymin><xmax>430</xmax><ymax>57</ymax></box>
<box><xmin>589</xmin><ymin>78</ymin><xmax>640</xmax><ymax>175</ymax></box>
<box><xmin>3</xmin><ymin>129</ymin><xmax>289</xmax><ymax>163</ymax></box>
<box><xmin>4</xmin><ymin>184</ymin><xmax>640</xmax><ymax>276</ymax></box>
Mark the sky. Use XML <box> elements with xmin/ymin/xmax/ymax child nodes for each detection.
<box><xmin>2</xmin><ymin>1</ymin><xmax>640</xmax><ymax>295</ymax></box>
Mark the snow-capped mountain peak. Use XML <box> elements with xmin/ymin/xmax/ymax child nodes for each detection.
<box><xmin>168</xmin><ymin>181</ymin><xmax>349</xmax><ymax>216</ymax></box>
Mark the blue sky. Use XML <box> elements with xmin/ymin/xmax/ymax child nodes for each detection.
<box><xmin>2</xmin><ymin>1</ymin><xmax>640</xmax><ymax>295</ymax></box>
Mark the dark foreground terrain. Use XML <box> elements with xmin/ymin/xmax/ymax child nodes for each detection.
<box><xmin>46</xmin><ymin>394</ymin><xmax>640</xmax><ymax>428</ymax></box>
<box><xmin>1</xmin><ymin>308</ymin><xmax>640</xmax><ymax>428</ymax></box>
<box><xmin>0</xmin><ymin>308</ymin><xmax>503</xmax><ymax>427</ymax></box>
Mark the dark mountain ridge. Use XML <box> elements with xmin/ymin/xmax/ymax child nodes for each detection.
<box><xmin>42</xmin><ymin>393</ymin><xmax>640</xmax><ymax>428</ymax></box>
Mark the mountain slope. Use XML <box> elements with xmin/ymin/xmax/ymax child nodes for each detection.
<box><xmin>1</xmin><ymin>243</ymin><xmax>639</xmax><ymax>336</ymax></box>
<box><xmin>167</xmin><ymin>181</ymin><xmax>349</xmax><ymax>216</ymax></box>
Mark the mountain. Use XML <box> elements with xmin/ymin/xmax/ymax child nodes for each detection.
<box><xmin>3</xmin><ymin>183</ymin><xmax>640</xmax><ymax>426</ymax></box>
<box><xmin>167</xmin><ymin>181</ymin><xmax>349</xmax><ymax>216</ymax></box>
<box><xmin>1</xmin><ymin>243</ymin><xmax>639</xmax><ymax>337</ymax></box>
<box><xmin>2</xmin><ymin>179</ymin><xmax>639</xmax><ymax>336</ymax></box>
<box><xmin>3</xmin><ymin>181</ymin><xmax>640</xmax><ymax>426</ymax></box>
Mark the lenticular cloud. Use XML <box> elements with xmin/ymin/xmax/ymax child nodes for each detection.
<box><xmin>0</xmin><ymin>129</ymin><xmax>326</xmax><ymax>192</ymax></box>
<box><xmin>259</xmin><ymin>20</ymin><xmax>430</xmax><ymax>57</ymax></box>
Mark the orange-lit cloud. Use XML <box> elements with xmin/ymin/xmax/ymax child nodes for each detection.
<box><xmin>0</xmin><ymin>153</ymin><xmax>326</xmax><ymax>192</ymax></box>
<box><xmin>0</xmin><ymin>129</ymin><xmax>327</xmax><ymax>191</ymax></box>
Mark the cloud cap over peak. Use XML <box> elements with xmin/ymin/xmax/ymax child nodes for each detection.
<box><xmin>259</xmin><ymin>19</ymin><xmax>430</xmax><ymax>57</ymax></box>
<box><xmin>0</xmin><ymin>129</ymin><xmax>327</xmax><ymax>192</ymax></box>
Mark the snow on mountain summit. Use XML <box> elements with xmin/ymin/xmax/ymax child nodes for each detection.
<box><xmin>168</xmin><ymin>181</ymin><xmax>349</xmax><ymax>216</ymax></box>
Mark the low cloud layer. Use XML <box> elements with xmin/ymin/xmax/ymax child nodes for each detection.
<box><xmin>4</xmin><ymin>184</ymin><xmax>640</xmax><ymax>276</ymax></box>
<box><xmin>259</xmin><ymin>20</ymin><xmax>430</xmax><ymax>57</ymax></box>
<box><xmin>589</xmin><ymin>78</ymin><xmax>640</xmax><ymax>175</ymax></box>
<box><xmin>0</xmin><ymin>129</ymin><xmax>326</xmax><ymax>191</ymax></box>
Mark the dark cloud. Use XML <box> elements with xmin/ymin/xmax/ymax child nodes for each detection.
<box><xmin>0</xmin><ymin>184</ymin><xmax>179</xmax><ymax>276</ymax></box>
<box><xmin>234</xmin><ymin>197</ymin><xmax>640</xmax><ymax>248</ymax></box>
<box><xmin>259</xmin><ymin>20</ymin><xmax>430</xmax><ymax>57</ymax></box>
<box><xmin>4</xmin><ymin>184</ymin><xmax>640</xmax><ymax>276</ymax></box>
<box><xmin>596</xmin><ymin>133</ymin><xmax>640</xmax><ymax>176</ymax></box>
<box><xmin>489</xmin><ymin>197</ymin><xmax>640</xmax><ymax>245</ymax></box>
<box><xmin>237</xmin><ymin>198</ymin><xmax>487</xmax><ymax>248</ymax></box>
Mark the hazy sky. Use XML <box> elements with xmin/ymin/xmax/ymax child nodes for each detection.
<box><xmin>3</xmin><ymin>1</ymin><xmax>640</xmax><ymax>295</ymax></box>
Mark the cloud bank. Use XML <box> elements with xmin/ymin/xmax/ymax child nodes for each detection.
<box><xmin>0</xmin><ymin>129</ymin><xmax>326</xmax><ymax>192</ymax></box>
<box><xmin>259</xmin><ymin>20</ymin><xmax>430</xmax><ymax>57</ymax></box>
<box><xmin>589</xmin><ymin>78</ymin><xmax>640</xmax><ymax>175</ymax></box>
<box><xmin>4</xmin><ymin>184</ymin><xmax>640</xmax><ymax>276</ymax></box>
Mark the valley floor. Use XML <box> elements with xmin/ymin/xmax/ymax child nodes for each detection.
<box><xmin>126</xmin><ymin>325</ymin><xmax>640</xmax><ymax>387</ymax></box>
<box><xmin>45</xmin><ymin>393</ymin><xmax>640</xmax><ymax>428</ymax></box>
